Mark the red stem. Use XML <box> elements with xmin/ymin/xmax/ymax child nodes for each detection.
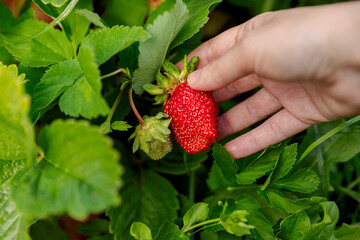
<box><xmin>129</xmin><ymin>88</ymin><xmax>145</xmax><ymax>126</ymax></box>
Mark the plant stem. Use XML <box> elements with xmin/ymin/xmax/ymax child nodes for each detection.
<box><xmin>183</xmin><ymin>218</ymin><xmax>220</xmax><ymax>233</ymax></box>
<box><xmin>184</xmin><ymin>152</ymin><xmax>190</xmax><ymax>175</ymax></box>
<box><xmin>313</xmin><ymin>125</ymin><xmax>328</xmax><ymax>198</ymax></box>
<box><xmin>337</xmin><ymin>185</ymin><xmax>360</xmax><ymax>203</ymax></box>
<box><xmin>15</xmin><ymin>0</ymin><xmax>79</xmax><ymax>43</ymax></box>
<box><xmin>299</xmin><ymin>115</ymin><xmax>360</xmax><ymax>162</ymax></box>
<box><xmin>100</xmin><ymin>68</ymin><xmax>128</xmax><ymax>80</ymax></box>
<box><xmin>129</xmin><ymin>88</ymin><xmax>145</xmax><ymax>126</ymax></box>
<box><xmin>189</xmin><ymin>170</ymin><xmax>196</xmax><ymax>202</ymax></box>
<box><xmin>189</xmin><ymin>222</ymin><xmax>221</xmax><ymax>236</ymax></box>
<box><xmin>348</xmin><ymin>176</ymin><xmax>360</xmax><ymax>190</ymax></box>
<box><xmin>103</xmin><ymin>83</ymin><xmax>129</xmax><ymax>125</ymax></box>
<box><xmin>227</xmin><ymin>185</ymin><xmax>259</xmax><ymax>191</ymax></box>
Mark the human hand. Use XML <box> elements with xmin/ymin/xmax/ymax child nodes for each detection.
<box><xmin>185</xmin><ymin>2</ymin><xmax>360</xmax><ymax>159</ymax></box>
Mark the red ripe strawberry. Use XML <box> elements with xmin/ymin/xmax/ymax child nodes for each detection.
<box><xmin>143</xmin><ymin>56</ymin><xmax>219</xmax><ymax>154</ymax></box>
<box><xmin>164</xmin><ymin>82</ymin><xmax>218</xmax><ymax>154</ymax></box>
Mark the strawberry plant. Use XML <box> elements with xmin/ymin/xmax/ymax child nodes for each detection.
<box><xmin>0</xmin><ymin>0</ymin><xmax>360</xmax><ymax>240</ymax></box>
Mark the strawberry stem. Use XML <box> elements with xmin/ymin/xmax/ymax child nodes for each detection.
<box><xmin>129</xmin><ymin>87</ymin><xmax>145</xmax><ymax>126</ymax></box>
<box><xmin>188</xmin><ymin>170</ymin><xmax>196</xmax><ymax>201</ymax></box>
<box><xmin>100</xmin><ymin>68</ymin><xmax>129</xmax><ymax>80</ymax></box>
<box><xmin>104</xmin><ymin>81</ymin><xmax>130</xmax><ymax>125</ymax></box>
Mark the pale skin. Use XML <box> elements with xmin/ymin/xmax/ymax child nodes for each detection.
<box><xmin>184</xmin><ymin>2</ymin><xmax>360</xmax><ymax>159</ymax></box>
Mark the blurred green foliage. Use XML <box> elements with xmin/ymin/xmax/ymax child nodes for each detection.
<box><xmin>227</xmin><ymin>0</ymin><xmax>350</xmax><ymax>15</ymax></box>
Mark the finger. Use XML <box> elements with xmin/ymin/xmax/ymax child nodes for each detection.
<box><xmin>176</xmin><ymin>25</ymin><xmax>242</xmax><ymax>70</ymax></box>
<box><xmin>187</xmin><ymin>38</ymin><xmax>257</xmax><ymax>91</ymax></box>
<box><xmin>176</xmin><ymin>12</ymin><xmax>273</xmax><ymax>70</ymax></box>
<box><xmin>217</xmin><ymin>88</ymin><xmax>282</xmax><ymax>140</ymax></box>
<box><xmin>224</xmin><ymin>109</ymin><xmax>313</xmax><ymax>159</ymax></box>
<box><xmin>213</xmin><ymin>74</ymin><xmax>261</xmax><ymax>103</ymax></box>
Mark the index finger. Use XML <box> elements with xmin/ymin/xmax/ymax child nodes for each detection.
<box><xmin>188</xmin><ymin>26</ymin><xmax>241</xmax><ymax>67</ymax></box>
<box><xmin>176</xmin><ymin>12</ymin><xmax>273</xmax><ymax>70</ymax></box>
<box><xmin>176</xmin><ymin>25</ymin><xmax>242</xmax><ymax>70</ymax></box>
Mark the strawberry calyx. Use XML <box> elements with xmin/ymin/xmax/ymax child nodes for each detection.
<box><xmin>129</xmin><ymin>112</ymin><xmax>172</xmax><ymax>160</ymax></box>
<box><xmin>143</xmin><ymin>55</ymin><xmax>199</xmax><ymax>104</ymax></box>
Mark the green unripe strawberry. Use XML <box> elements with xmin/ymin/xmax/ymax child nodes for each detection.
<box><xmin>129</xmin><ymin>112</ymin><xmax>172</xmax><ymax>160</ymax></box>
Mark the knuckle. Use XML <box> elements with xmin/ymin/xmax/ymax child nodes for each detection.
<box><xmin>247</xmin><ymin>133</ymin><xmax>265</xmax><ymax>153</ymax></box>
<box><xmin>212</xmin><ymin>59</ymin><xmax>225</xmax><ymax>85</ymax></box>
<box><xmin>205</xmin><ymin>40</ymin><xmax>217</xmax><ymax>63</ymax></box>
<box><xmin>225</xmin><ymin>81</ymin><xmax>243</xmax><ymax>96</ymax></box>
<box><xmin>267</xmin><ymin>120</ymin><xmax>287</xmax><ymax>140</ymax></box>
<box><xmin>219</xmin><ymin>114</ymin><xmax>235</xmax><ymax>137</ymax></box>
<box><xmin>245</xmin><ymin>99</ymin><xmax>261</xmax><ymax>120</ymax></box>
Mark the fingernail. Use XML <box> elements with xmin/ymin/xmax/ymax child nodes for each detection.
<box><xmin>187</xmin><ymin>69</ymin><xmax>201</xmax><ymax>87</ymax></box>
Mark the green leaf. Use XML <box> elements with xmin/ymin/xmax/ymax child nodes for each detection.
<box><xmin>303</xmin><ymin>202</ymin><xmax>339</xmax><ymax>240</ymax></box>
<box><xmin>273</xmin><ymin>144</ymin><xmax>298</xmax><ymax>181</ymax></box>
<box><xmin>179</xmin><ymin>194</ymin><xmax>195</xmax><ymax>217</ymax></box>
<box><xmin>261</xmin><ymin>144</ymin><xmax>298</xmax><ymax>191</ymax></box>
<box><xmin>32</xmin><ymin>47</ymin><xmax>110</xmax><ymax>120</ymax></box>
<box><xmin>169</xmin><ymin>30</ymin><xmax>202</xmax><ymax>63</ymax></box>
<box><xmin>236</xmin><ymin>195</ymin><xmax>276</xmax><ymax>240</ymax></box>
<box><xmin>10</xmin><ymin>120</ymin><xmax>122</xmax><ymax>220</ymax></box>
<box><xmin>63</xmin><ymin>0</ymin><xmax>92</xmax><ymax>49</ymax></box>
<box><xmin>118</xmin><ymin>43</ymin><xmax>140</xmax><ymax>72</ymax></box>
<box><xmin>236</xmin><ymin>146</ymin><xmax>283</xmax><ymax>185</ymax></box>
<box><xmin>154</xmin><ymin>222</ymin><xmax>189</xmax><ymax>240</ymax></box>
<box><xmin>273</xmin><ymin>169</ymin><xmax>320</xmax><ymax>193</ymax></box>
<box><xmin>277</xmin><ymin>211</ymin><xmax>310</xmax><ymax>240</ymax></box>
<box><xmin>42</xmin><ymin>0</ymin><xmax>69</xmax><ymax>7</ymax></box>
<box><xmin>170</xmin><ymin>0</ymin><xmax>222</xmax><ymax>49</ymax></box>
<box><xmin>147</xmin><ymin>144</ymin><xmax>208</xmax><ymax>175</ymax></box>
<box><xmin>145</xmin><ymin>0</ymin><xmax>175</xmax><ymax>26</ymax></box>
<box><xmin>200</xmin><ymin>231</ymin><xmax>240</xmax><ymax>240</ymax></box>
<box><xmin>88</xmin><ymin>235</ymin><xmax>114</xmax><ymax>240</ymax></box>
<box><xmin>104</xmin><ymin>0</ymin><xmax>148</xmax><ymax>27</ymax></box>
<box><xmin>0</xmin><ymin>169</ymin><xmax>30</xmax><ymax>240</ymax></box>
<box><xmin>59</xmin><ymin>46</ymin><xmax>110</xmax><ymax>119</ymax></box>
<box><xmin>182</xmin><ymin>202</ymin><xmax>209</xmax><ymax>231</ymax></box>
<box><xmin>220</xmin><ymin>204</ymin><xmax>254</xmax><ymax>237</ymax></box>
<box><xmin>4</xmin><ymin>19</ymin><xmax>73</xmax><ymax>67</ymax></box>
<box><xmin>204</xmin><ymin>203</ymin><xmax>232</xmax><ymax>233</ymax></box>
<box><xmin>0</xmin><ymin>161</ymin><xmax>25</xmax><ymax>186</ymax></box>
<box><xmin>18</xmin><ymin>65</ymin><xmax>46</xmax><ymax>97</ymax></box>
<box><xmin>76</xmin><ymin>219</ymin><xmax>109</xmax><ymax>237</ymax></box>
<box><xmin>76</xmin><ymin>9</ymin><xmax>108</xmax><ymax>29</ymax></box>
<box><xmin>33</xmin><ymin>0</ymin><xmax>93</xmax><ymax>49</ymax></box>
<box><xmin>0</xmin><ymin>63</ymin><xmax>31</xmax><ymax>238</ymax></box>
<box><xmin>132</xmin><ymin>0</ymin><xmax>189</xmax><ymax>94</ymax></box>
<box><xmin>334</xmin><ymin>224</ymin><xmax>360</xmax><ymax>240</ymax></box>
<box><xmin>297</xmin><ymin>120</ymin><xmax>360</xmax><ymax>189</ymax></box>
<box><xmin>321</xmin><ymin>121</ymin><xmax>360</xmax><ymax>164</ymax></box>
<box><xmin>206</xmin><ymin>162</ymin><xmax>229</xmax><ymax>192</ymax></box>
<box><xmin>111</xmin><ymin>121</ymin><xmax>132</xmax><ymax>131</ymax></box>
<box><xmin>0</xmin><ymin>63</ymin><xmax>35</xmax><ymax>164</ymax></box>
<box><xmin>33</xmin><ymin>0</ymin><xmax>61</xmax><ymax>17</ymax></box>
<box><xmin>130</xmin><ymin>222</ymin><xmax>152</xmax><ymax>240</ymax></box>
<box><xmin>212</xmin><ymin>142</ymin><xmax>239</xmax><ymax>183</ymax></box>
<box><xmin>301</xmin><ymin>120</ymin><xmax>360</xmax><ymax>165</ymax></box>
<box><xmin>0</xmin><ymin>1</ymin><xmax>16</xmax><ymax>32</ymax></box>
<box><xmin>30</xmin><ymin>59</ymin><xmax>82</xmax><ymax>122</ymax></box>
<box><xmin>29</xmin><ymin>218</ymin><xmax>70</xmax><ymax>240</ymax></box>
<box><xmin>146</xmin><ymin>0</ymin><xmax>220</xmax><ymax>49</ymax></box>
<box><xmin>108</xmin><ymin>170</ymin><xmax>179</xmax><ymax>240</ymax></box>
<box><xmin>0</xmin><ymin>46</ymin><xmax>14</xmax><ymax>65</ymax></box>
<box><xmin>261</xmin><ymin>188</ymin><xmax>310</xmax><ymax>214</ymax></box>
<box><xmin>81</xmin><ymin>25</ymin><xmax>149</xmax><ymax>65</ymax></box>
